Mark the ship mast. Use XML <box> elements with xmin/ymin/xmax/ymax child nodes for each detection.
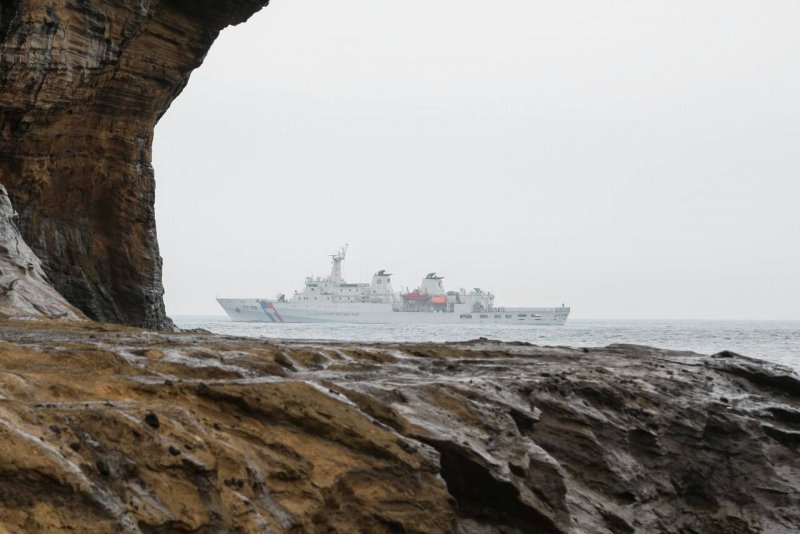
<box><xmin>328</xmin><ymin>244</ymin><xmax>348</xmax><ymax>283</ymax></box>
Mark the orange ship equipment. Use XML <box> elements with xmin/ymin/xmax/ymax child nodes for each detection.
<box><xmin>402</xmin><ymin>289</ymin><xmax>430</xmax><ymax>302</ymax></box>
<box><xmin>430</xmin><ymin>295</ymin><xmax>448</xmax><ymax>305</ymax></box>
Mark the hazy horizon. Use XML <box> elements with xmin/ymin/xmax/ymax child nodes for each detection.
<box><xmin>154</xmin><ymin>0</ymin><xmax>800</xmax><ymax>320</ymax></box>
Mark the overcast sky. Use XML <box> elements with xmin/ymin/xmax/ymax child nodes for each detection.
<box><xmin>153</xmin><ymin>0</ymin><xmax>800</xmax><ymax>320</ymax></box>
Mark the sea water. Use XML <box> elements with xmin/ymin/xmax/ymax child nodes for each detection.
<box><xmin>173</xmin><ymin>316</ymin><xmax>800</xmax><ymax>370</ymax></box>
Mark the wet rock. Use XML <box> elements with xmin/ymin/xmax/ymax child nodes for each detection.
<box><xmin>762</xmin><ymin>425</ymin><xmax>800</xmax><ymax>449</ymax></box>
<box><xmin>0</xmin><ymin>322</ymin><xmax>797</xmax><ymax>532</ymax></box>
<box><xmin>766</xmin><ymin>406</ymin><xmax>800</xmax><ymax>425</ymax></box>
<box><xmin>708</xmin><ymin>358</ymin><xmax>800</xmax><ymax>399</ymax></box>
<box><xmin>182</xmin><ymin>328</ymin><xmax>213</xmax><ymax>334</ymax></box>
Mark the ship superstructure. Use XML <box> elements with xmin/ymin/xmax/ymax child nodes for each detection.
<box><xmin>217</xmin><ymin>246</ymin><xmax>570</xmax><ymax>325</ymax></box>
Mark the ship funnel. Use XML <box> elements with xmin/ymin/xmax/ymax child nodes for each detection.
<box><xmin>420</xmin><ymin>273</ymin><xmax>445</xmax><ymax>296</ymax></box>
<box><xmin>371</xmin><ymin>270</ymin><xmax>393</xmax><ymax>294</ymax></box>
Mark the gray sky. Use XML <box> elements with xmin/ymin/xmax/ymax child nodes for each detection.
<box><xmin>154</xmin><ymin>0</ymin><xmax>800</xmax><ymax>320</ymax></box>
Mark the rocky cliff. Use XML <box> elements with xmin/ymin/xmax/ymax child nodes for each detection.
<box><xmin>0</xmin><ymin>322</ymin><xmax>797</xmax><ymax>533</ymax></box>
<box><xmin>0</xmin><ymin>184</ymin><xmax>84</xmax><ymax>319</ymax></box>
<box><xmin>0</xmin><ymin>0</ymin><xmax>270</xmax><ymax>328</ymax></box>
<box><xmin>2</xmin><ymin>5</ymin><xmax>799</xmax><ymax>532</ymax></box>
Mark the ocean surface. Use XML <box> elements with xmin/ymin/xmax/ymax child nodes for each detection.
<box><xmin>173</xmin><ymin>316</ymin><xmax>800</xmax><ymax>370</ymax></box>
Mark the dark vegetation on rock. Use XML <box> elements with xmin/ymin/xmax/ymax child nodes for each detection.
<box><xmin>0</xmin><ymin>322</ymin><xmax>797</xmax><ymax>533</ymax></box>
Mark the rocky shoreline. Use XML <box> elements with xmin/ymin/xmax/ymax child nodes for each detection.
<box><xmin>3</xmin><ymin>2</ymin><xmax>797</xmax><ymax>532</ymax></box>
<box><xmin>0</xmin><ymin>320</ymin><xmax>797</xmax><ymax>533</ymax></box>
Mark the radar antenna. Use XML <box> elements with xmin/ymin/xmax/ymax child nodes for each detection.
<box><xmin>330</xmin><ymin>243</ymin><xmax>348</xmax><ymax>262</ymax></box>
<box><xmin>328</xmin><ymin>244</ymin><xmax>348</xmax><ymax>283</ymax></box>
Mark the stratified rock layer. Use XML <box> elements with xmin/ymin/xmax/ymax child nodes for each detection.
<box><xmin>0</xmin><ymin>184</ymin><xmax>85</xmax><ymax>320</ymax></box>
<box><xmin>0</xmin><ymin>0</ymin><xmax>270</xmax><ymax>328</ymax></box>
<box><xmin>0</xmin><ymin>322</ymin><xmax>797</xmax><ymax>533</ymax></box>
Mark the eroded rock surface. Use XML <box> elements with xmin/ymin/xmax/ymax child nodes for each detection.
<box><xmin>0</xmin><ymin>323</ymin><xmax>797</xmax><ymax>533</ymax></box>
<box><xmin>0</xmin><ymin>0</ymin><xmax>270</xmax><ymax>328</ymax></box>
<box><xmin>0</xmin><ymin>185</ymin><xmax>84</xmax><ymax>320</ymax></box>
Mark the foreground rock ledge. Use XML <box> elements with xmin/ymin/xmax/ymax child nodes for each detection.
<box><xmin>0</xmin><ymin>322</ymin><xmax>798</xmax><ymax>533</ymax></box>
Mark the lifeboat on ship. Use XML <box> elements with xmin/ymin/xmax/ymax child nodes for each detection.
<box><xmin>402</xmin><ymin>289</ymin><xmax>430</xmax><ymax>302</ymax></box>
<box><xmin>430</xmin><ymin>295</ymin><xmax>448</xmax><ymax>306</ymax></box>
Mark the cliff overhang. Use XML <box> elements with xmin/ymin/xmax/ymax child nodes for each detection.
<box><xmin>0</xmin><ymin>0</ymin><xmax>271</xmax><ymax>328</ymax></box>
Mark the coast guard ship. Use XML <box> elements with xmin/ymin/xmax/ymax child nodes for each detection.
<box><xmin>217</xmin><ymin>246</ymin><xmax>570</xmax><ymax>325</ymax></box>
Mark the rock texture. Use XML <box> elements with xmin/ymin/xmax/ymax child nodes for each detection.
<box><xmin>0</xmin><ymin>184</ymin><xmax>84</xmax><ymax>320</ymax></box>
<box><xmin>0</xmin><ymin>0</ymin><xmax>270</xmax><ymax>328</ymax></box>
<box><xmin>0</xmin><ymin>322</ymin><xmax>797</xmax><ymax>533</ymax></box>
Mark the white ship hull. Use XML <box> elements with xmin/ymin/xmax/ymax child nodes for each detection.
<box><xmin>217</xmin><ymin>298</ymin><xmax>570</xmax><ymax>325</ymax></box>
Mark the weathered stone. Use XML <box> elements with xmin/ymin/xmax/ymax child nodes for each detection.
<box><xmin>0</xmin><ymin>0</ymin><xmax>271</xmax><ymax>328</ymax></box>
<box><xmin>0</xmin><ymin>183</ymin><xmax>84</xmax><ymax>320</ymax></box>
<box><xmin>0</xmin><ymin>323</ymin><xmax>797</xmax><ymax>533</ymax></box>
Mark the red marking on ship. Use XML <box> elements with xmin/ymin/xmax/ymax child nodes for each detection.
<box><xmin>258</xmin><ymin>300</ymin><xmax>286</xmax><ymax>323</ymax></box>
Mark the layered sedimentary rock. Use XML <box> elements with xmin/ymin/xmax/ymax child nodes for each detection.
<box><xmin>0</xmin><ymin>322</ymin><xmax>797</xmax><ymax>533</ymax></box>
<box><xmin>0</xmin><ymin>184</ymin><xmax>84</xmax><ymax>319</ymax></box>
<box><xmin>0</xmin><ymin>0</ymin><xmax>270</xmax><ymax>328</ymax></box>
